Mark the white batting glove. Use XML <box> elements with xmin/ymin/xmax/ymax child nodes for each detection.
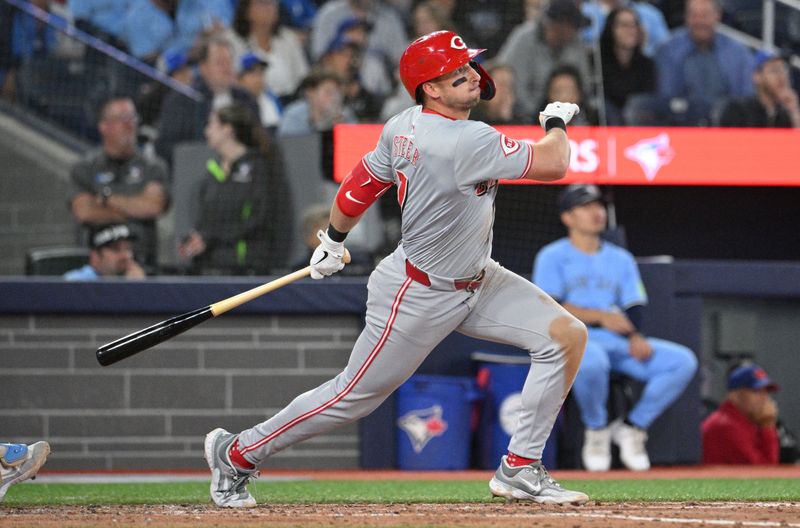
<box><xmin>539</xmin><ymin>102</ymin><xmax>580</xmax><ymax>130</ymax></box>
<box><xmin>309</xmin><ymin>229</ymin><xmax>345</xmax><ymax>280</ymax></box>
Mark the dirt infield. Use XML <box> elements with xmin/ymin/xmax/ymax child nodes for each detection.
<box><xmin>3</xmin><ymin>502</ymin><xmax>800</xmax><ymax>528</ymax></box>
<box><xmin>3</xmin><ymin>467</ymin><xmax>799</xmax><ymax>527</ymax></box>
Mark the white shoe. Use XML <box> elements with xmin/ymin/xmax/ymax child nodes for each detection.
<box><xmin>582</xmin><ymin>427</ymin><xmax>611</xmax><ymax>471</ymax></box>
<box><xmin>610</xmin><ymin>419</ymin><xmax>650</xmax><ymax>471</ymax></box>
<box><xmin>204</xmin><ymin>428</ymin><xmax>258</xmax><ymax>508</ymax></box>
<box><xmin>0</xmin><ymin>441</ymin><xmax>50</xmax><ymax>501</ymax></box>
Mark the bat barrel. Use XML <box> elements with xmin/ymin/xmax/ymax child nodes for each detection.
<box><xmin>96</xmin><ymin>306</ymin><xmax>213</xmax><ymax>366</ymax></box>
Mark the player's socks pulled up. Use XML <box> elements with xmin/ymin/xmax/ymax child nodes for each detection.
<box><xmin>506</xmin><ymin>452</ymin><xmax>538</xmax><ymax>467</ymax></box>
<box><xmin>228</xmin><ymin>439</ymin><xmax>256</xmax><ymax>471</ymax></box>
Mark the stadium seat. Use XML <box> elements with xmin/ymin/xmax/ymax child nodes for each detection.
<box><xmin>25</xmin><ymin>247</ymin><xmax>89</xmax><ymax>276</ymax></box>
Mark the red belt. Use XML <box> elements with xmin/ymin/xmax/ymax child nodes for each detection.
<box><xmin>405</xmin><ymin>260</ymin><xmax>485</xmax><ymax>292</ymax></box>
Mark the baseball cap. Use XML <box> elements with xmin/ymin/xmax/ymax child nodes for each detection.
<box><xmin>727</xmin><ymin>364</ymin><xmax>779</xmax><ymax>392</ymax></box>
<box><xmin>240</xmin><ymin>52</ymin><xmax>269</xmax><ymax>73</ymax></box>
<box><xmin>754</xmin><ymin>49</ymin><xmax>784</xmax><ymax>70</ymax></box>
<box><xmin>160</xmin><ymin>49</ymin><xmax>190</xmax><ymax>76</ymax></box>
<box><xmin>545</xmin><ymin>0</ymin><xmax>591</xmax><ymax>28</ymax></box>
<box><xmin>91</xmin><ymin>224</ymin><xmax>136</xmax><ymax>250</ymax></box>
<box><xmin>557</xmin><ymin>184</ymin><xmax>604</xmax><ymax>212</ymax></box>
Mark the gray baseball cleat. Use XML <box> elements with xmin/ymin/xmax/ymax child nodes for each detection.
<box><xmin>489</xmin><ymin>456</ymin><xmax>589</xmax><ymax>505</ymax></box>
<box><xmin>0</xmin><ymin>441</ymin><xmax>51</xmax><ymax>502</ymax></box>
<box><xmin>205</xmin><ymin>428</ymin><xmax>258</xmax><ymax>508</ymax></box>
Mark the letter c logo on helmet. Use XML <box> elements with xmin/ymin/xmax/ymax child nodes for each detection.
<box><xmin>399</xmin><ymin>30</ymin><xmax>496</xmax><ymax>103</ymax></box>
<box><xmin>450</xmin><ymin>36</ymin><xmax>466</xmax><ymax>50</ymax></box>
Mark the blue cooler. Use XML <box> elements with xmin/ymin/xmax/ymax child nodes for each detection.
<box><xmin>473</xmin><ymin>352</ymin><xmax>560</xmax><ymax>469</ymax></box>
<box><xmin>395</xmin><ymin>374</ymin><xmax>478</xmax><ymax>470</ymax></box>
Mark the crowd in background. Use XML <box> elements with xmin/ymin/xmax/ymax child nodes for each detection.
<box><xmin>1</xmin><ymin>0</ymin><xmax>800</xmax><ymax>278</ymax></box>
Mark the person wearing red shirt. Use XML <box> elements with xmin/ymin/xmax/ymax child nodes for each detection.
<box><xmin>702</xmin><ymin>363</ymin><xmax>780</xmax><ymax>465</ymax></box>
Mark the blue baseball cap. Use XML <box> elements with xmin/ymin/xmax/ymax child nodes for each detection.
<box><xmin>754</xmin><ymin>49</ymin><xmax>784</xmax><ymax>70</ymax></box>
<box><xmin>240</xmin><ymin>52</ymin><xmax>268</xmax><ymax>73</ymax></box>
<box><xmin>161</xmin><ymin>49</ymin><xmax>190</xmax><ymax>75</ymax></box>
<box><xmin>727</xmin><ymin>364</ymin><xmax>779</xmax><ymax>392</ymax></box>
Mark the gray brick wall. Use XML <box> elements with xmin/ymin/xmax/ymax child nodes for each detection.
<box><xmin>0</xmin><ymin>313</ymin><xmax>362</xmax><ymax>470</ymax></box>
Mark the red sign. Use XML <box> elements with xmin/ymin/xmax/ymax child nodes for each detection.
<box><xmin>333</xmin><ymin>125</ymin><xmax>800</xmax><ymax>186</ymax></box>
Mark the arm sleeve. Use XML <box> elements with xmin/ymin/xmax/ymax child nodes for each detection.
<box><xmin>361</xmin><ymin>124</ymin><xmax>396</xmax><ymax>184</ymax></box>
<box><xmin>532</xmin><ymin>246</ymin><xmax>565</xmax><ymax>301</ymax></box>
<box><xmin>453</xmin><ymin>121</ymin><xmax>532</xmax><ymax>189</ymax></box>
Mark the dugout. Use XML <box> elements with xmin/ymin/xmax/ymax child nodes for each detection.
<box><xmin>2</xmin><ymin>261</ymin><xmax>800</xmax><ymax>471</ymax></box>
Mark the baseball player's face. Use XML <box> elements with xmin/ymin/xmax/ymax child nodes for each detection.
<box><xmin>426</xmin><ymin>64</ymin><xmax>481</xmax><ymax>110</ymax></box>
<box><xmin>563</xmin><ymin>201</ymin><xmax>607</xmax><ymax>236</ymax></box>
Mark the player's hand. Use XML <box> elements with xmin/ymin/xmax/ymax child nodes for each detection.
<box><xmin>598</xmin><ymin>311</ymin><xmax>635</xmax><ymax>335</ymax></box>
<box><xmin>628</xmin><ymin>333</ymin><xmax>652</xmax><ymax>361</ymax></box>
<box><xmin>310</xmin><ymin>229</ymin><xmax>345</xmax><ymax>280</ymax></box>
<box><xmin>539</xmin><ymin>102</ymin><xmax>580</xmax><ymax>129</ymax></box>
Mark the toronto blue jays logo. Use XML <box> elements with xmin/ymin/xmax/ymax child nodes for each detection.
<box><xmin>624</xmin><ymin>133</ymin><xmax>675</xmax><ymax>181</ymax></box>
<box><xmin>397</xmin><ymin>405</ymin><xmax>449</xmax><ymax>453</ymax></box>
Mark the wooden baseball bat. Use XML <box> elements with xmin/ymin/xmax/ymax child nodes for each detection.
<box><xmin>96</xmin><ymin>251</ymin><xmax>350</xmax><ymax>367</ymax></box>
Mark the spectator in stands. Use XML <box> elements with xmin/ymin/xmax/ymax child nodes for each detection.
<box><xmin>497</xmin><ymin>0</ymin><xmax>592</xmax><ymax>119</ymax></box>
<box><xmin>539</xmin><ymin>64</ymin><xmax>599</xmax><ymax>125</ymax></box>
<box><xmin>231</xmin><ymin>0</ymin><xmax>310</xmax><ymax>101</ymax></box>
<box><xmin>311</xmin><ymin>0</ymin><xmax>408</xmax><ymax>97</ymax></box>
<box><xmin>68</xmin><ymin>0</ymin><xmax>132</xmax><ymax>49</ymax></box>
<box><xmin>413</xmin><ymin>0</ymin><xmax>457</xmax><ymax>37</ymax></box>
<box><xmin>470</xmin><ymin>63</ymin><xmax>520</xmax><ymax>125</ymax></box>
<box><xmin>317</xmin><ymin>23</ymin><xmax>385</xmax><ymax>122</ymax></box>
<box><xmin>178</xmin><ymin>103</ymin><xmax>292</xmax><ymax>275</ymax></box>
<box><xmin>155</xmin><ymin>36</ymin><xmax>259</xmax><ymax>166</ymax></box>
<box><xmin>69</xmin><ymin>95</ymin><xmax>170</xmax><ymax>270</ymax></box>
<box><xmin>0</xmin><ymin>441</ymin><xmax>50</xmax><ymax>502</ymax></box>
<box><xmin>237</xmin><ymin>52</ymin><xmax>283</xmax><ymax>132</ymax></box>
<box><xmin>651</xmin><ymin>0</ymin><xmax>754</xmax><ymax>126</ymax></box>
<box><xmin>4</xmin><ymin>0</ymin><xmax>59</xmax><ymax>101</ymax></box>
<box><xmin>124</xmin><ymin>0</ymin><xmax>233</xmax><ymax>63</ymax></box>
<box><xmin>278</xmin><ymin>69</ymin><xmax>357</xmax><ymax>137</ymax></box>
<box><xmin>717</xmin><ymin>50</ymin><xmax>800</xmax><ymax>128</ymax></box>
<box><xmin>599</xmin><ymin>6</ymin><xmax>657</xmax><ymax>125</ymax></box>
<box><xmin>138</xmin><ymin>49</ymin><xmax>195</xmax><ymax>146</ymax></box>
<box><xmin>702</xmin><ymin>363</ymin><xmax>780</xmax><ymax>465</ymax></box>
<box><xmin>451</xmin><ymin>0</ymin><xmax>525</xmax><ymax>58</ymax></box>
<box><xmin>582</xmin><ymin>1</ymin><xmax>669</xmax><ymax>57</ymax></box>
<box><xmin>533</xmin><ymin>184</ymin><xmax>697</xmax><ymax>472</ymax></box>
<box><xmin>64</xmin><ymin>224</ymin><xmax>146</xmax><ymax>280</ymax></box>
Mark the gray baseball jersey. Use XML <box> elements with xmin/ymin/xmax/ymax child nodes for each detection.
<box><xmin>235</xmin><ymin>106</ymin><xmax>580</xmax><ymax>467</ymax></box>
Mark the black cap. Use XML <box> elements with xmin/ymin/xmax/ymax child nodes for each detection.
<box><xmin>91</xmin><ymin>224</ymin><xmax>136</xmax><ymax>249</ymax></box>
<box><xmin>558</xmin><ymin>184</ymin><xmax>604</xmax><ymax>212</ymax></box>
<box><xmin>545</xmin><ymin>0</ymin><xmax>591</xmax><ymax>28</ymax></box>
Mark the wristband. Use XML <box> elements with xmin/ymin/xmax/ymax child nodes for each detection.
<box><xmin>327</xmin><ymin>224</ymin><xmax>348</xmax><ymax>242</ymax></box>
<box><xmin>544</xmin><ymin>117</ymin><xmax>567</xmax><ymax>132</ymax></box>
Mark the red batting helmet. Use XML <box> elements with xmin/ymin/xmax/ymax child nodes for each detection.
<box><xmin>399</xmin><ymin>31</ymin><xmax>495</xmax><ymax>103</ymax></box>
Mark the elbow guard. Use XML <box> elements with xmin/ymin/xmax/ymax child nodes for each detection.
<box><xmin>335</xmin><ymin>159</ymin><xmax>394</xmax><ymax>217</ymax></box>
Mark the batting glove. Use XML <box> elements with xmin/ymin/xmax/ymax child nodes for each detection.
<box><xmin>310</xmin><ymin>229</ymin><xmax>345</xmax><ymax>280</ymax></box>
<box><xmin>539</xmin><ymin>102</ymin><xmax>580</xmax><ymax>130</ymax></box>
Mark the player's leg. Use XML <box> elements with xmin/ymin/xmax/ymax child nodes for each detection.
<box><xmin>456</xmin><ymin>262</ymin><xmax>588</xmax><ymax>504</ymax></box>
<box><xmin>595</xmin><ymin>330</ymin><xmax>698</xmax><ymax>470</ymax></box>
<box><xmin>569</xmin><ymin>339</ymin><xmax>613</xmax><ymax>471</ymax></box>
<box><xmin>206</xmin><ymin>251</ymin><xmax>471</xmax><ymax>506</ymax></box>
<box><xmin>0</xmin><ymin>441</ymin><xmax>50</xmax><ymax>502</ymax></box>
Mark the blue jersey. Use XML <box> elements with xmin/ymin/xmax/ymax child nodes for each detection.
<box><xmin>63</xmin><ymin>265</ymin><xmax>100</xmax><ymax>281</ymax></box>
<box><xmin>533</xmin><ymin>238</ymin><xmax>647</xmax><ymax>311</ymax></box>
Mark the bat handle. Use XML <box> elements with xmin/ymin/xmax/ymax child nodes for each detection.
<box><xmin>209</xmin><ymin>249</ymin><xmax>352</xmax><ymax>317</ymax></box>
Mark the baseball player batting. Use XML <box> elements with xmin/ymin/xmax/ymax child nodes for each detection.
<box><xmin>205</xmin><ymin>30</ymin><xmax>589</xmax><ymax>507</ymax></box>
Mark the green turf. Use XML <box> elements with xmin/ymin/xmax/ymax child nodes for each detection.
<box><xmin>3</xmin><ymin>479</ymin><xmax>799</xmax><ymax>506</ymax></box>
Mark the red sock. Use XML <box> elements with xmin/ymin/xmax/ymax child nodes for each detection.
<box><xmin>506</xmin><ymin>452</ymin><xmax>538</xmax><ymax>467</ymax></box>
<box><xmin>228</xmin><ymin>439</ymin><xmax>256</xmax><ymax>471</ymax></box>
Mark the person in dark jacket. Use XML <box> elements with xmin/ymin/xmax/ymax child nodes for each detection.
<box><xmin>178</xmin><ymin>103</ymin><xmax>292</xmax><ymax>275</ymax></box>
<box><xmin>155</xmin><ymin>36</ymin><xmax>260</xmax><ymax>166</ymax></box>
